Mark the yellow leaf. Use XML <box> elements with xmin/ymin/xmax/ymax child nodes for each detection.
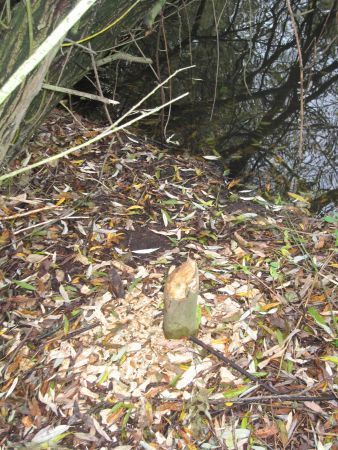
<box><xmin>55</xmin><ymin>197</ymin><xmax>66</xmax><ymax>206</ymax></box>
<box><xmin>261</xmin><ymin>302</ymin><xmax>280</xmax><ymax>311</ymax></box>
<box><xmin>212</xmin><ymin>338</ymin><xmax>228</xmax><ymax>344</ymax></box>
<box><xmin>127</xmin><ymin>205</ymin><xmax>144</xmax><ymax>211</ymax></box>
<box><xmin>228</xmin><ymin>178</ymin><xmax>241</xmax><ymax>189</ymax></box>
<box><xmin>236</xmin><ymin>290</ymin><xmax>254</xmax><ymax>298</ymax></box>
<box><xmin>89</xmin><ymin>246</ymin><xmax>102</xmax><ymax>252</ymax></box>
<box><xmin>287</xmin><ymin>192</ymin><xmax>310</xmax><ymax>204</ymax></box>
<box><xmin>321</xmin><ymin>356</ymin><xmax>338</xmax><ymax>365</ymax></box>
<box><xmin>179</xmin><ymin>408</ymin><xmax>185</xmax><ymax>421</ymax></box>
<box><xmin>106</xmin><ymin>233</ymin><xmax>124</xmax><ymax>245</ymax></box>
<box><xmin>14</xmin><ymin>252</ymin><xmax>26</xmax><ymax>258</ymax></box>
<box><xmin>174</xmin><ymin>166</ymin><xmax>182</xmax><ymax>181</ymax></box>
<box><xmin>309</xmin><ymin>294</ymin><xmax>325</xmax><ymax>303</ymax></box>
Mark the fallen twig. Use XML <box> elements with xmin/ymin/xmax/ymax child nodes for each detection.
<box><xmin>210</xmin><ymin>393</ymin><xmax>337</xmax><ymax>404</ymax></box>
<box><xmin>189</xmin><ymin>335</ymin><xmax>279</xmax><ymax>394</ymax></box>
<box><xmin>1</xmin><ymin>204</ymin><xmax>61</xmax><ymax>220</ymax></box>
<box><xmin>85</xmin><ymin>392</ymin><xmax>337</xmax><ymax>416</ymax></box>
<box><xmin>45</xmin><ymin>321</ymin><xmax>101</xmax><ymax>343</ymax></box>
<box><xmin>189</xmin><ymin>336</ymin><xmax>338</xmax><ymax>404</ymax></box>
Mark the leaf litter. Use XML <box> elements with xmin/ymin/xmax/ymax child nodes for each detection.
<box><xmin>0</xmin><ymin>108</ymin><xmax>337</xmax><ymax>449</ymax></box>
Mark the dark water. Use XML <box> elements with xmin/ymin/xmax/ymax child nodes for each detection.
<box><xmin>74</xmin><ymin>0</ymin><xmax>337</xmax><ymax>212</ymax></box>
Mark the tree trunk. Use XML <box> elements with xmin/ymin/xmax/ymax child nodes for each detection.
<box><xmin>163</xmin><ymin>258</ymin><xmax>199</xmax><ymax>339</ymax></box>
<box><xmin>0</xmin><ymin>0</ymin><xmax>151</xmax><ymax>166</ymax></box>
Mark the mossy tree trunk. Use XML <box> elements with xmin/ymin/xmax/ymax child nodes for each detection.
<box><xmin>0</xmin><ymin>0</ymin><xmax>151</xmax><ymax>166</ymax></box>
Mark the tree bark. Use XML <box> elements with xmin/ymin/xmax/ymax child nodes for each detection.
<box><xmin>0</xmin><ymin>0</ymin><xmax>150</xmax><ymax>166</ymax></box>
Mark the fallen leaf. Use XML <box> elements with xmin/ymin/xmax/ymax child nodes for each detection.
<box><xmin>255</xmin><ymin>424</ymin><xmax>278</xmax><ymax>438</ymax></box>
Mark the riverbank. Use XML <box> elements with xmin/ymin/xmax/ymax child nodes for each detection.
<box><xmin>0</xmin><ymin>109</ymin><xmax>337</xmax><ymax>448</ymax></box>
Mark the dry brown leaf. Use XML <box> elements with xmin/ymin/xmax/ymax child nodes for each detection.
<box><xmin>304</xmin><ymin>401</ymin><xmax>326</xmax><ymax>414</ymax></box>
<box><xmin>157</xmin><ymin>402</ymin><xmax>184</xmax><ymax>412</ymax></box>
<box><xmin>21</xmin><ymin>416</ymin><xmax>34</xmax><ymax>428</ymax></box>
<box><xmin>255</xmin><ymin>424</ymin><xmax>278</xmax><ymax>438</ymax></box>
<box><xmin>29</xmin><ymin>397</ymin><xmax>42</xmax><ymax>417</ymax></box>
<box><xmin>314</xmin><ymin>236</ymin><xmax>326</xmax><ymax>249</ymax></box>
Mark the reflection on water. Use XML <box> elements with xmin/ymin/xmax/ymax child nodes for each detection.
<box><xmin>77</xmin><ymin>0</ymin><xmax>338</xmax><ymax>211</ymax></box>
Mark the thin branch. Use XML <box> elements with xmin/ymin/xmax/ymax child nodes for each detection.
<box><xmin>88</xmin><ymin>42</ymin><xmax>114</xmax><ymax>126</ymax></box>
<box><xmin>286</xmin><ymin>0</ymin><xmax>305</xmax><ymax>164</ymax></box>
<box><xmin>85</xmin><ymin>393</ymin><xmax>337</xmax><ymax>414</ymax></box>
<box><xmin>189</xmin><ymin>335</ymin><xmax>278</xmax><ymax>394</ymax></box>
<box><xmin>42</xmin><ymin>83</ymin><xmax>119</xmax><ymax>105</ymax></box>
<box><xmin>95</xmin><ymin>51</ymin><xmax>152</xmax><ymax>67</ymax></box>
<box><xmin>209</xmin><ymin>0</ymin><xmax>228</xmax><ymax>119</ymax></box>
<box><xmin>210</xmin><ymin>393</ymin><xmax>337</xmax><ymax>404</ymax></box>
<box><xmin>1</xmin><ymin>204</ymin><xmax>61</xmax><ymax>220</ymax></box>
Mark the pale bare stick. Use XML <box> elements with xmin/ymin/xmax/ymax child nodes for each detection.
<box><xmin>1</xmin><ymin>204</ymin><xmax>61</xmax><ymax>220</ymax></box>
<box><xmin>286</xmin><ymin>0</ymin><xmax>305</xmax><ymax>190</ymax></box>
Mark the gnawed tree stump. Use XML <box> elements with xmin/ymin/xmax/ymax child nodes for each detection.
<box><xmin>163</xmin><ymin>258</ymin><xmax>199</xmax><ymax>339</ymax></box>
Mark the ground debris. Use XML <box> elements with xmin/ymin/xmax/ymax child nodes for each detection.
<box><xmin>0</xmin><ymin>109</ymin><xmax>337</xmax><ymax>449</ymax></box>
